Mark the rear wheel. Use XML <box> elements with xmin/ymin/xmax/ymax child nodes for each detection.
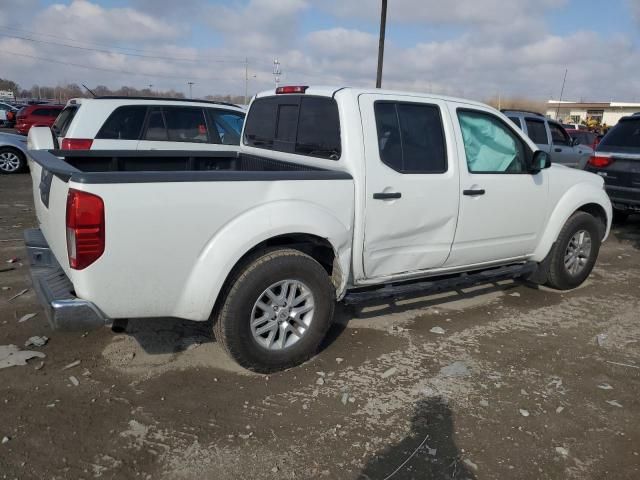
<box><xmin>545</xmin><ymin>212</ymin><xmax>602</xmax><ymax>290</ymax></box>
<box><xmin>0</xmin><ymin>148</ymin><xmax>26</xmax><ymax>174</ymax></box>
<box><xmin>213</xmin><ymin>248</ymin><xmax>335</xmax><ymax>373</ymax></box>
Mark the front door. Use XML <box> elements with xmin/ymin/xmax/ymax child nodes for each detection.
<box><xmin>359</xmin><ymin>94</ymin><xmax>460</xmax><ymax>280</ymax></box>
<box><xmin>445</xmin><ymin>106</ymin><xmax>548</xmax><ymax>267</ymax></box>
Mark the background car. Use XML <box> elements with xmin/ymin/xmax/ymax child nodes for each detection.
<box><xmin>0</xmin><ymin>132</ymin><xmax>28</xmax><ymax>174</ymax></box>
<box><xmin>503</xmin><ymin>110</ymin><xmax>593</xmax><ymax>168</ymax></box>
<box><xmin>0</xmin><ymin>102</ymin><xmax>18</xmax><ymax>127</ymax></box>
<box><xmin>585</xmin><ymin>113</ymin><xmax>640</xmax><ymax>221</ymax></box>
<box><xmin>50</xmin><ymin>96</ymin><xmax>245</xmax><ymax>151</ymax></box>
<box><xmin>15</xmin><ymin>104</ymin><xmax>64</xmax><ymax>135</ymax></box>
<box><xmin>566</xmin><ymin>128</ymin><xmax>600</xmax><ymax>151</ymax></box>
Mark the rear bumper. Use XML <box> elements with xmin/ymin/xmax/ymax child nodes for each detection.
<box><xmin>606</xmin><ymin>186</ymin><xmax>640</xmax><ymax>212</ymax></box>
<box><xmin>24</xmin><ymin>228</ymin><xmax>109</xmax><ymax>331</ymax></box>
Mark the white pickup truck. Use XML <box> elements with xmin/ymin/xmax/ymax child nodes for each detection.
<box><xmin>25</xmin><ymin>86</ymin><xmax>612</xmax><ymax>372</ymax></box>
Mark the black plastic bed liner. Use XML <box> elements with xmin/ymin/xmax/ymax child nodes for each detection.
<box><xmin>28</xmin><ymin>149</ymin><xmax>352</xmax><ymax>184</ymax></box>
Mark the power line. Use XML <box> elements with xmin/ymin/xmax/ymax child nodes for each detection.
<box><xmin>0</xmin><ymin>25</ymin><xmax>247</xmax><ymax>61</ymax></box>
<box><xmin>0</xmin><ymin>50</ymin><xmax>241</xmax><ymax>83</ymax></box>
<box><xmin>0</xmin><ymin>32</ymin><xmax>247</xmax><ymax>64</ymax></box>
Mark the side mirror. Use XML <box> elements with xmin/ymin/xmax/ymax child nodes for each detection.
<box><xmin>572</xmin><ymin>137</ymin><xmax>581</xmax><ymax>146</ymax></box>
<box><xmin>531</xmin><ymin>151</ymin><xmax>551</xmax><ymax>173</ymax></box>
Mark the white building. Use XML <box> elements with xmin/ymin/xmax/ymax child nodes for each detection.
<box><xmin>546</xmin><ymin>100</ymin><xmax>640</xmax><ymax>127</ymax></box>
<box><xmin>0</xmin><ymin>90</ymin><xmax>15</xmax><ymax>101</ymax></box>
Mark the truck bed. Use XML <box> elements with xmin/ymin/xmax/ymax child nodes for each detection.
<box><xmin>26</xmin><ymin>148</ymin><xmax>354</xmax><ymax>321</ymax></box>
<box><xmin>29</xmin><ymin>149</ymin><xmax>349</xmax><ymax>184</ymax></box>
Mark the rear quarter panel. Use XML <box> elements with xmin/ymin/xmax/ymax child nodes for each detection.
<box><xmin>68</xmin><ymin>178</ymin><xmax>354</xmax><ymax>320</ymax></box>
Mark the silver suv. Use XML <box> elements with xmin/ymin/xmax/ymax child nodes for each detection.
<box><xmin>503</xmin><ymin>110</ymin><xmax>593</xmax><ymax>168</ymax></box>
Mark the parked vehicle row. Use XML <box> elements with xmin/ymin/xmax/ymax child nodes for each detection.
<box><xmin>503</xmin><ymin>110</ymin><xmax>593</xmax><ymax>168</ymax></box>
<box><xmin>15</xmin><ymin>104</ymin><xmax>64</xmax><ymax>135</ymax></box>
<box><xmin>25</xmin><ymin>86</ymin><xmax>612</xmax><ymax>372</ymax></box>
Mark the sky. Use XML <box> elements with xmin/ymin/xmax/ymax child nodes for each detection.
<box><xmin>0</xmin><ymin>0</ymin><xmax>639</xmax><ymax>101</ymax></box>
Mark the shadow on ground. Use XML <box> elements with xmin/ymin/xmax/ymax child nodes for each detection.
<box><xmin>122</xmin><ymin>281</ymin><xmax>521</xmax><ymax>357</ymax></box>
<box><xmin>123</xmin><ymin>317</ymin><xmax>215</xmax><ymax>354</ymax></box>
<box><xmin>359</xmin><ymin>397</ymin><xmax>476</xmax><ymax>480</ymax></box>
<box><xmin>613</xmin><ymin>214</ymin><xmax>640</xmax><ymax>250</ymax></box>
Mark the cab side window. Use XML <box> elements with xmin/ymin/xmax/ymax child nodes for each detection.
<box><xmin>97</xmin><ymin>106</ymin><xmax>147</xmax><ymax>140</ymax></box>
<box><xmin>458</xmin><ymin>109</ymin><xmax>528</xmax><ymax>173</ymax></box>
<box><xmin>549</xmin><ymin>123</ymin><xmax>570</xmax><ymax>146</ymax></box>
<box><xmin>163</xmin><ymin>107</ymin><xmax>208</xmax><ymax>143</ymax></box>
<box><xmin>374</xmin><ymin>101</ymin><xmax>447</xmax><ymax>173</ymax></box>
<box><xmin>525</xmin><ymin>118</ymin><xmax>549</xmax><ymax>145</ymax></box>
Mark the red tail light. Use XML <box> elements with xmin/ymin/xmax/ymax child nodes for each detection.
<box><xmin>66</xmin><ymin>189</ymin><xmax>105</xmax><ymax>270</ymax></box>
<box><xmin>7</xmin><ymin>111</ymin><xmax>15</xmax><ymax>121</ymax></box>
<box><xmin>588</xmin><ymin>155</ymin><xmax>614</xmax><ymax>168</ymax></box>
<box><xmin>61</xmin><ymin>138</ymin><xmax>93</xmax><ymax>150</ymax></box>
<box><xmin>276</xmin><ymin>85</ymin><xmax>308</xmax><ymax>94</ymax></box>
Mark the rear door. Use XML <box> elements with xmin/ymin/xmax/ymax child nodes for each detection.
<box><xmin>359</xmin><ymin>94</ymin><xmax>460</xmax><ymax>279</ymax></box>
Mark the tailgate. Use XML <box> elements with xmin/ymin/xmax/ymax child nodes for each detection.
<box><xmin>28</xmin><ymin>151</ymin><xmax>77</xmax><ymax>276</ymax></box>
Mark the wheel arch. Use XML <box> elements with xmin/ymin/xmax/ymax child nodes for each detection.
<box><xmin>173</xmin><ymin>200</ymin><xmax>352</xmax><ymax>321</ymax></box>
<box><xmin>531</xmin><ymin>184</ymin><xmax>612</xmax><ymax>262</ymax></box>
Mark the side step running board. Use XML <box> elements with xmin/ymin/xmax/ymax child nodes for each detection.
<box><xmin>343</xmin><ymin>262</ymin><xmax>537</xmax><ymax>305</ymax></box>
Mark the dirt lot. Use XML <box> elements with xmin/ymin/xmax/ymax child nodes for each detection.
<box><xmin>1</xmin><ymin>173</ymin><xmax>639</xmax><ymax>480</ymax></box>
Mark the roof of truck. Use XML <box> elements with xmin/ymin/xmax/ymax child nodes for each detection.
<box><xmin>254</xmin><ymin>86</ymin><xmax>490</xmax><ymax>108</ymax></box>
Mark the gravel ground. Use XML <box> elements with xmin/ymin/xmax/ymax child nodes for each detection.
<box><xmin>1</xmin><ymin>173</ymin><xmax>639</xmax><ymax>480</ymax></box>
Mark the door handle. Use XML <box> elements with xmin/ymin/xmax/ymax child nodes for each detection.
<box><xmin>554</xmin><ymin>148</ymin><xmax>562</xmax><ymax>152</ymax></box>
<box><xmin>373</xmin><ymin>192</ymin><xmax>402</xmax><ymax>200</ymax></box>
<box><xmin>463</xmin><ymin>189</ymin><xmax>485</xmax><ymax>196</ymax></box>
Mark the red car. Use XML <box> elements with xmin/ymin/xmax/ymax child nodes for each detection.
<box><xmin>15</xmin><ymin>104</ymin><xmax>64</xmax><ymax>135</ymax></box>
<box><xmin>566</xmin><ymin>129</ymin><xmax>600</xmax><ymax>151</ymax></box>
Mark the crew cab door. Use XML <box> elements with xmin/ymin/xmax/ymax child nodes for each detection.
<box><xmin>359</xmin><ymin>94</ymin><xmax>460</xmax><ymax>279</ymax></box>
<box><xmin>445</xmin><ymin>106</ymin><xmax>548</xmax><ymax>267</ymax></box>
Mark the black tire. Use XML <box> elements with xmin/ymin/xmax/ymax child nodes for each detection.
<box><xmin>0</xmin><ymin>147</ymin><xmax>26</xmax><ymax>174</ymax></box>
<box><xmin>545</xmin><ymin>212</ymin><xmax>602</xmax><ymax>290</ymax></box>
<box><xmin>213</xmin><ymin>248</ymin><xmax>335</xmax><ymax>373</ymax></box>
<box><xmin>613</xmin><ymin>210</ymin><xmax>629</xmax><ymax>224</ymax></box>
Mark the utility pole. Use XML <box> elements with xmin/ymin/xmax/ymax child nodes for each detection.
<box><xmin>375</xmin><ymin>0</ymin><xmax>388</xmax><ymax>88</ymax></box>
<box><xmin>273</xmin><ymin>59</ymin><xmax>281</xmax><ymax>88</ymax></box>
<box><xmin>244</xmin><ymin>57</ymin><xmax>249</xmax><ymax>106</ymax></box>
<box><xmin>187</xmin><ymin>81</ymin><xmax>195</xmax><ymax>99</ymax></box>
<box><xmin>555</xmin><ymin>69</ymin><xmax>568</xmax><ymax>120</ymax></box>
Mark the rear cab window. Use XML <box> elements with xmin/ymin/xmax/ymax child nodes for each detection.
<box><xmin>244</xmin><ymin>95</ymin><xmax>341</xmax><ymax>160</ymax></box>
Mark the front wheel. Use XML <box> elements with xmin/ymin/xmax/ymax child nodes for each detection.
<box><xmin>0</xmin><ymin>148</ymin><xmax>26</xmax><ymax>174</ymax></box>
<box><xmin>545</xmin><ymin>212</ymin><xmax>602</xmax><ymax>290</ymax></box>
<box><xmin>213</xmin><ymin>248</ymin><xmax>335</xmax><ymax>373</ymax></box>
